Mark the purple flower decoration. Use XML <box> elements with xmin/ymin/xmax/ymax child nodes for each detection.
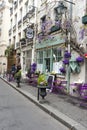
<box><xmin>76</xmin><ymin>56</ymin><xmax>84</xmax><ymax>62</ymax></box>
<box><xmin>64</xmin><ymin>51</ymin><xmax>71</xmax><ymax>58</ymax></box>
<box><xmin>31</xmin><ymin>63</ymin><xmax>37</xmax><ymax>73</ymax></box>
<box><xmin>79</xmin><ymin>28</ymin><xmax>85</xmax><ymax>40</ymax></box>
<box><xmin>63</xmin><ymin>59</ymin><xmax>69</xmax><ymax>64</ymax></box>
<box><xmin>59</xmin><ymin>67</ymin><xmax>66</xmax><ymax>73</ymax></box>
<box><xmin>32</xmin><ymin>63</ymin><xmax>37</xmax><ymax>67</ymax></box>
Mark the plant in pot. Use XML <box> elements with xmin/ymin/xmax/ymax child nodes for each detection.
<box><xmin>37</xmin><ymin>73</ymin><xmax>47</xmax><ymax>100</ymax></box>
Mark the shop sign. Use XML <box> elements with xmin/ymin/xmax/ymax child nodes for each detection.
<box><xmin>26</xmin><ymin>28</ymin><xmax>34</xmax><ymax>39</ymax></box>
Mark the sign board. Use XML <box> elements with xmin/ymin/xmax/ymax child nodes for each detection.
<box><xmin>26</xmin><ymin>28</ymin><xmax>34</xmax><ymax>39</ymax></box>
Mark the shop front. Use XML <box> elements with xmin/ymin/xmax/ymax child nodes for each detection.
<box><xmin>35</xmin><ymin>34</ymin><xmax>65</xmax><ymax>73</ymax></box>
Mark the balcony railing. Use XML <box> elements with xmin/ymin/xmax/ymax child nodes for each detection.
<box><xmin>10</xmin><ymin>7</ymin><xmax>13</xmax><ymax>15</ymax></box>
<box><xmin>9</xmin><ymin>29</ymin><xmax>12</xmax><ymax>36</ymax></box>
<box><xmin>16</xmin><ymin>42</ymin><xmax>20</xmax><ymax>48</ymax></box>
<box><xmin>23</xmin><ymin>15</ymin><xmax>27</xmax><ymax>22</ymax></box>
<box><xmin>14</xmin><ymin>1</ymin><xmax>18</xmax><ymax>9</ymax></box>
<box><xmin>20</xmin><ymin>38</ymin><xmax>26</xmax><ymax>46</ymax></box>
<box><xmin>13</xmin><ymin>25</ymin><xmax>16</xmax><ymax>32</ymax></box>
<box><xmin>18</xmin><ymin>19</ymin><xmax>22</xmax><ymax>28</ymax></box>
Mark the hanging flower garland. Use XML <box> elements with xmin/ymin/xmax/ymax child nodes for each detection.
<box><xmin>79</xmin><ymin>25</ymin><xmax>87</xmax><ymax>40</ymax></box>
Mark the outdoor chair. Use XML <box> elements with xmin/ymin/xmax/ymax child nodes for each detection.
<box><xmin>79</xmin><ymin>84</ymin><xmax>87</xmax><ymax>107</ymax></box>
<box><xmin>53</xmin><ymin>80</ymin><xmax>65</xmax><ymax>94</ymax></box>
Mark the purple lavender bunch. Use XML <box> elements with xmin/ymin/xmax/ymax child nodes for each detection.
<box><xmin>31</xmin><ymin>63</ymin><xmax>37</xmax><ymax>73</ymax></box>
<box><xmin>79</xmin><ymin>28</ymin><xmax>85</xmax><ymax>40</ymax></box>
<box><xmin>64</xmin><ymin>51</ymin><xmax>71</xmax><ymax>58</ymax></box>
<box><xmin>63</xmin><ymin>59</ymin><xmax>69</xmax><ymax>64</ymax></box>
<box><xmin>76</xmin><ymin>56</ymin><xmax>84</xmax><ymax>62</ymax></box>
<box><xmin>59</xmin><ymin>67</ymin><xmax>66</xmax><ymax>73</ymax></box>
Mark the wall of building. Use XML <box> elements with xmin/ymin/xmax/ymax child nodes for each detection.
<box><xmin>0</xmin><ymin>0</ymin><xmax>10</xmax><ymax>73</ymax></box>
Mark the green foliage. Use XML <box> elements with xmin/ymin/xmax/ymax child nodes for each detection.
<box><xmin>5</xmin><ymin>44</ymin><xmax>15</xmax><ymax>56</ymax></box>
<box><xmin>37</xmin><ymin>74</ymin><xmax>47</xmax><ymax>86</ymax></box>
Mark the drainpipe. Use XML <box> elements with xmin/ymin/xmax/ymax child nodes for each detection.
<box><xmin>32</xmin><ymin>0</ymin><xmax>38</xmax><ymax>63</ymax></box>
<box><xmin>66</xmin><ymin>0</ymin><xmax>73</xmax><ymax>93</ymax></box>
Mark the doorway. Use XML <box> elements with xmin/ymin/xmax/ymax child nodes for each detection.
<box><xmin>45</xmin><ymin>58</ymin><xmax>50</xmax><ymax>72</ymax></box>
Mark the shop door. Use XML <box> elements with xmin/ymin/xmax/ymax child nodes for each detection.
<box><xmin>45</xmin><ymin>58</ymin><xmax>50</xmax><ymax>72</ymax></box>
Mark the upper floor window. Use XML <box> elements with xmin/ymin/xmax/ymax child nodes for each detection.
<box><xmin>10</xmin><ymin>19</ymin><xmax>13</xmax><ymax>28</ymax></box>
<box><xmin>15</xmin><ymin>14</ymin><xmax>17</xmax><ymax>25</ymax></box>
<box><xmin>25</xmin><ymin>1</ymin><xmax>28</xmax><ymax>14</ymax></box>
<box><xmin>41</xmin><ymin>15</ymin><xmax>46</xmax><ymax>33</ymax></box>
<box><xmin>19</xmin><ymin>7</ymin><xmax>22</xmax><ymax>20</ymax></box>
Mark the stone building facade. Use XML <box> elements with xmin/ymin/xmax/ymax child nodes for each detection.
<box><xmin>8</xmin><ymin>0</ymin><xmax>87</xmax><ymax>88</ymax></box>
<box><xmin>0</xmin><ymin>0</ymin><xmax>10</xmax><ymax>74</ymax></box>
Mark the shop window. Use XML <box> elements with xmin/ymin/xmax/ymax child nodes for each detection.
<box><xmin>37</xmin><ymin>51</ymin><xmax>43</xmax><ymax>64</ymax></box>
<box><xmin>53</xmin><ymin>48</ymin><xmax>62</xmax><ymax>62</ymax></box>
<box><xmin>41</xmin><ymin>15</ymin><xmax>46</xmax><ymax>34</ymax></box>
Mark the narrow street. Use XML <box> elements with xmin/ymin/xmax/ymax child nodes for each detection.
<box><xmin>0</xmin><ymin>79</ymin><xmax>68</xmax><ymax>130</ymax></box>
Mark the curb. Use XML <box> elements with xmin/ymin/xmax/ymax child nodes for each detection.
<box><xmin>1</xmin><ymin>77</ymin><xmax>87</xmax><ymax>130</ymax></box>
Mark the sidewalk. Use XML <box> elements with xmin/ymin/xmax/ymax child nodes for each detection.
<box><xmin>1</xmin><ymin>77</ymin><xmax>87</xmax><ymax>130</ymax></box>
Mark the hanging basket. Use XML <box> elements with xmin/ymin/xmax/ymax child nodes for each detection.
<box><xmin>64</xmin><ymin>51</ymin><xmax>71</xmax><ymax>58</ymax></box>
<box><xmin>63</xmin><ymin>59</ymin><xmax>69</xmax><ymax>65</ymax></box>
<box><xmin>59</xmin><ymin>67</ymin><xmax>66</xmax><ymax>73</ymax></box>
<box><xmin>76</xmin><ymin>56</ymin><xmax>84</xmax><ymax>63</ymax></box>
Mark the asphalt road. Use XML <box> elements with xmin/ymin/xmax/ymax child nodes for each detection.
<box><xmin>0</xmin><ymin>78</ymin><xmax>68</xmax><ymax>130</ymax></box>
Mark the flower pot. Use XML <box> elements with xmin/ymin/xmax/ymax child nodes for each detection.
<box><xmin>37</xmin><ymin>85</ymin><xmax>47</xmax><ymax>100</ymax></box>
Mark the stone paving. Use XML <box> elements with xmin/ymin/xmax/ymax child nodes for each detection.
<box><xmin>11</xmin><ymin>80</ymin><xmax>87</xmax><ymax>128</ymax></box>
<box><xmin>1</xmin><ymin>77</ymin><xmax>87</xmax><ymax>129</ymax></box>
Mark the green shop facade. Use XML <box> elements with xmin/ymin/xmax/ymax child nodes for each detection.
<box><xmin>35</xmin><ymin>34</ymin><xmax>65</xmax><ymax>73</ymax></box>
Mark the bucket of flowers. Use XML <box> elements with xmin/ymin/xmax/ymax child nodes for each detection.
<box><xmin>37</xmin><ymin>73</ymin><xmax>47</xmax><ymax>100</ymax></box>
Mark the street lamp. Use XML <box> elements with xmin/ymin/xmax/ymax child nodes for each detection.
<box><xmin>55</xmin><ymin>1</ymin><xmax>67</xmax><ymax>15</ymax></box>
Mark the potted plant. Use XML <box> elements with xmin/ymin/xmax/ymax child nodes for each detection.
<box><xmin>37</xmin><ymin>73</ymin><xmax>47</xmax><ymax>100</ymax></box>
